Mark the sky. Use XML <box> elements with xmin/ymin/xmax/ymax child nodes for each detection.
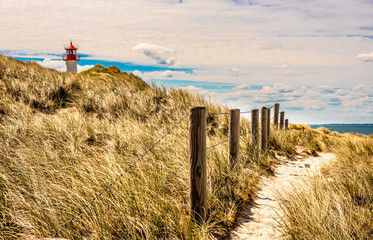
<box><xmin>1</xmin><ymin>0</ymin><xmax>373</xmax><ymax>124</ymax></box>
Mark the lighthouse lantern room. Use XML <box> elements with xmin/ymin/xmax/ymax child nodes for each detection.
<box><xmin>62</xmin><ymin>41</ymin><xmax>80</xmax><ymax>73</ymax></box>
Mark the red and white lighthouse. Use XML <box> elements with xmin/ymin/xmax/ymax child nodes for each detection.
<box><xmin>62</xmin><ymin>41</ymin><xmax>80</xmax><ymax>73</ymax></box>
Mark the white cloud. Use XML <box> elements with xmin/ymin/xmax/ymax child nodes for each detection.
<box><xmin>309</xmin><ymin>104</ymin><xmax>325</xmax><ymax>111</ymax></box>
<box><xmin>77</xmin><ymin>64</ymin><xmax>95</xmax><ymax>72</ymax></box>
<box><xmin>271</xmin><ymin>64</ymin><xmax>287</xmax><ymax>68</ymax></box>
<box><xmin>37</xmin><ymin>58</ymin><xmax>65</xmax><ymax>71</ymax></box>
<box><xmin>179</xmin><ymin>85</ymin><xmax>202</xmax><ymax>92</ymax></box>
<box><xmin>233</xmin><ymin>84</ymin><xmax>251</xmax><ymax>90</ymax></box>
<box><xmin>36</xmin><ymin>58</ymin><xmax>94</xmax><ymax>73</ymax></box>
<box><xmin>160</xmin><ymin>70</ymin><xmax>174</xmax><ymax>78</ymax></box>
<box><xmin>352</xmin><ymin>84</ymin><xmax>365</xmax><ymax>92</ymax></box>
<box><xmin>312</xmin><ymin>85</ymin><xmax>338</xmax><ymax>94</ymax></box>
<box><xmin>178</xmin><ymin>85</ymin><xmax>210</xmax><ymax>95</ymax></box>
<box><xmin>131</xmin><ymin>69</ymin><xmax>189</xmax><ymax>80</ymax></box>
<box><xmin>133</xmin><ymin>43</ymin><xmax>177</xmax><ymax>66</ymax></box>
<box><xmin>227</xmin><ymin>67</ymin><xmax>248</xmax><ymax>76</ymax></box>
<box><xmin>276</xmin><ymin>70</ymin><xmax>317</xmax><ymax>76</ymax></box>
<box><xmin>262</xmin><ymin>83</ymin><xmax>295</xmax><ymax>93</ymax></box>
<box><xmin>193</xmin><ymin>70</ymin><xmax>208</xmax><ymax>74</ymax></box>
<box><xmin>357</xmin><ymin>52</ymin><xmax>373</xmax><ymax>62</ymax></box>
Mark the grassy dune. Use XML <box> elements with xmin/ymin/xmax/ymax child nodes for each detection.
<box><xmin>2</xmin><ymin>55</ymin><xmax>368</xmax><ymax>239</ymax></box>
<box><xmin>0</xmin><ymin>55</ymin><xmax>312</xmax><ymax>239</ymax></box>
<box><xmin>278</xmin><ymin>128</ymin><xmax>373</xmax><ymax>239</ymax></box>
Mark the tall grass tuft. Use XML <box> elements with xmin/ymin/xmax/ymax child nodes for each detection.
<box><xmin>278</xmin><ymin>135</ymin><xmax>373</xmax><ymax>240</ymax></box>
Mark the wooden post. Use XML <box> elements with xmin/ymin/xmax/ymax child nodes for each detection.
<box><xmin>280</xmin><ymin>111</ymin><xmax>285</xmax><ymax>130</ymax></box>
<box><xmin>229</xmin><ymin>109</ymin><xmax>240</xmax><ymax>169</ymax></box>
<box><xmin>273</xmin><ymin>103</ymin><xmax>280</xmax><ymax>127</ymax></box>
<box><xmin>266</xmin><ymin>108</ymin><xmax>271</xmax><ymax>140</ymax></box>
<box><xmin>261</xmin><ymin>107</ymin><xmax>268</xmax><ymax>151</ymax></box>
<box><xmin>285</xmin><ymin>119</ymin><xmax>289</xmax><ymax>130</ymax></box>
<box><xmin>251</xmin><ymin>109</ymin><xmax>259</xmax><ymax>147</ymax></box>
<box><xmin>189</xmin><ymin>107</ymin><xmax>207</xmax><ymax>223</ymax></box>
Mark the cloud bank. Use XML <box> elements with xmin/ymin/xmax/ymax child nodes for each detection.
<box><xmin>132</xmin><ymin>69</ymin><xmax>190</xmax><ymax>80</ymax></box>
<box><xmin>357</xmin><ymin>52</ymin><xmax>373</xmax><ymax>62</ymax></box>
<box><xmin>133</xmin><ymin>43</ymin><xmax>177</xmax><ymax>66</ymax></box>
<box><xmin>228</xmin><ymin>67</ymin><xmax>248</xmax><ymax>76</ymax></box>
<box><xmin>179</xmin><ymin>82</ymin><xmax>373</xmax><ymax>123</ymax></box>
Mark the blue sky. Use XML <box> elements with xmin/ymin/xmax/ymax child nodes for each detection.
<box><xmin>1</xmin><ymin>0</ymin><xmax>373</xmax><ymax>123</ymax></box>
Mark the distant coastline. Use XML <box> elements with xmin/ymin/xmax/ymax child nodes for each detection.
<box><xmin>309</xmin><ymin>124</ymin><xmax>373</xmax><ymax>135</ymax></box>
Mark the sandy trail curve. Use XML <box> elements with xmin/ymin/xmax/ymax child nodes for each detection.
<box><xmin>229</xmin><ymin>147</ymin><xmax>335</xmax><ymax>240</ymax></box>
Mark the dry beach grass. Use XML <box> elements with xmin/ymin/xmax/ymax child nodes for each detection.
<box><xmin>0</xmin><ymin>55</ymin><xmax>293</xmax><ymax>239</ymax></box>
<box><xmin>0</xmin><ymin>55</ymin><xmax>372</xmax><ymax>239</ymax></box>
<box><xmin>278</xmin><ymin>134</ymin><xmax>373</xmax><ymax>240</ymax></box>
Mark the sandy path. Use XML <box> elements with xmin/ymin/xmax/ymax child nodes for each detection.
<box><xmin>229</xmin><ymin>147</ymin><xmax>335</xmax><ymax>240</ymax></box>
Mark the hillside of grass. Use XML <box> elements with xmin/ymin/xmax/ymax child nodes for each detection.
<box><xmin>278</xmin><ymin>131</ymin><xmax>373</xmax><ymax>240</ymax></box>
<box><xmin>0</xmin><ymin>54</ymin><xmax>363</xmax><ymax>239</ymax></box>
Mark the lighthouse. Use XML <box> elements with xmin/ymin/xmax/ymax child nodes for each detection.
<box><xmin>62</xmin><ymin>41</ymin><xmax>80</xmax><ymax>73</ymax></box>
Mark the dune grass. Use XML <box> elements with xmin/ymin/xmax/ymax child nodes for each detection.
<box><xmin>4</xmin><ymin>55</ymin><xmax>370</xmax><ymax>240</ymax></box>
<box><xmin>278</xmin><ymin>128</ymin><xmax>373</xmax><ymax>240</ymax></box>
<box><xmin>0</xmin><ymin>55</ymin><xmax>314</xmax><ymax>239</ymax></box>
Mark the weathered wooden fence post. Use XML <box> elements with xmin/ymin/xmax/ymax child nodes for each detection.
<box><xmin>189</xmin><ymin>107</ymin><xmax>207</xmax><ymax>223</ymax></box>
<box><xmin>251</xmin><ymin>109</ymin><xmax>259</xmax><ymax>147</ymax></box>
<box><xmin>274</xmin><ymin>103</ymin><xmax>280</xmax><ymax>127</ymax></box>
<box><xmin>285</xmin><ymin>119</ymin><xmax>289</xmax><ymax>130</ymax></box>
<box><xmin>267</xmin><ymin>108</ymin><xmax>271</xmax><ymax>140</ymax></box>
<box><xmin>280</xmin><ymin>111</ymin><xmax>285</xmax><ymax>130</ymax></box>
<box><xmin>229</xmin><ymin>109</ymin><xmax>240</xmax><ymax>169</ymax></box>
<box><xmin>261</xmin><ymin>107</ymin><xmax>269</xmax><ymax>151</ymax></box>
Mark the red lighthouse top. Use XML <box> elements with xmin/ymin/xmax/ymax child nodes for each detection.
<box><xmin>63</xmin><ymin>41</ymin><xmax>80</xmax><ymax>61</ymax></box>
<box><xmin>65</xmin><ymin>41</ymin><xmax>78</xmax><ymax>50</ymax></box>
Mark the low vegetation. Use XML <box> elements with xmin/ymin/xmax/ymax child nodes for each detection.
<box><xmin>1</xmin><ymin>55</ymin><xmax>371</xmax><ymax>239</ymax></box>
<box><xmin>0</xmin><ymin>55</ymin><xmax>306</xmax><ymax>239</ymax></box>
<box><xmin>278</xmin><ymin>127</ymin><xmax>373</xmax><ymax>240</ymax></box>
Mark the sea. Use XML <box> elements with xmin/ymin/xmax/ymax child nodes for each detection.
<box><xmin>309</xmin><ymin>124</ymin><xmax>373</xmax><ymax>136</ymax></box>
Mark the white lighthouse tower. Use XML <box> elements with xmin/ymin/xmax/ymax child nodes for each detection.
<box><xmin>62</xmin><ymin>41</ymin><xmax>80</xmax><ymax>73</ymax></box>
